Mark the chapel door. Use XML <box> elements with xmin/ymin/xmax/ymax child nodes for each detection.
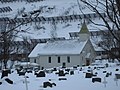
<box><xmin>86</xmin><ymin>59</ymin><xmax>90</xmax><ymax>66</ymax></box>
<box><xmin>62</xmin><ymin>62</ymin><xmax>66</xmax><ymax>68</ymax></box>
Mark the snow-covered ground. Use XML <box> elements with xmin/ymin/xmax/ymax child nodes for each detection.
<box><xmin>0</xmin><ymin>60</ymin><xmax>120</xmax><ymax>90</ymax></box>
<box><xmin>0</xmin><ymin>0</ymin><xmax>94</xmax><ymax>18</ymax></box>
<box><xmin>0</xmin><ymin>0</ymin><xmax>108</xmax><ymax>41</ymax></box>
<box><xmin>15</xmin><ymin>17</ymin><xmax>107</xmax><ymax>41</ymax></box>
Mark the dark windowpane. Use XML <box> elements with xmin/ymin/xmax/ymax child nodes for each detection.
<box><xmin>58</xmin><ymin>56</ymin><xmax>60</xmax><ymax>63</ymax></box>
<box><xmin>48</xmin><ymin>57</ymin><xmax>51</xmax><ymax>63</ymax></box>
<box><xmin>34</xmin><ymin>59</ymin><xmax>36</xmax><ymax>63</ymax></box>
<box><xmin>67</xmin><ymin>56</ymin><xmax>70</xmax><ymax>63</ymax></box>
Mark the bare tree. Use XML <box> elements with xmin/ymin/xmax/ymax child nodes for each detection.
<box><xmin>115</xmin><ymin>0</ymin><xmax>120</xmax><ymax>14</ymax></box>
<box><xmin>0</xmin><ymin>21</ymin><xmax>17</xmax><ymax>69</ymax></box>
<box><xmin>50</xmin><ymin>21</ymin><xmax>57</xmax><ymax>39</ymax></box>
<box><xmin>22</xmin><ymin>36</ymin><xmax>32</xmax><ymax>62</ymax></box>
<box><xmin>79</xmin><ymin>0</ymin><xmax>120</xmax><ymax>62</ymax></box>
<box><xmin>0</xmin><ymin>9</ymin><xmax>41</xmax><ymax>69</ymax></box>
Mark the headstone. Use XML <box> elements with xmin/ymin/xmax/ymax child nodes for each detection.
<box><xmin>5</xmin><ymin>78</ymin><xmax>13</xmax><ymax>84</ymax></box>
<box><xmin>58</xmin><ymin>70</ymin><xmax>65</xmax><ymax>76</ymax></box>
<box><xmin>0</xmin><ymin>82</ymin><xmax>2</xmax><ymax>85</ymax></box>
<box><xmin>106</xmin><ymin>73</ymin><xmax>109</xmax><ymax>77</ymax></box>
<box><xmin>109</xmin><ymin>72</ymin><xmax>112</xmax><ymax>76</ymax></box>
<box><xmin>95</xmin><ymin>72</ymin><xmax>98</xmax><ymax>75</ymax></box>
<box><xmin>36</xmin><ymin>71</ymin><xmax>46</xmax><ymax>77</ymax></box>
<box><xmin>92</xmin><ymin>77</ymin><xmax>101</xmax><ymax>83</ymax></box>
<box><xmin>53</xmin><ymin>68</ymin><xmax>57</xmax><ymax>71</ymax></box>
<box><xmin>18</xmin><ymin>71</ymin><xmax>26</xmax><ymax>76</ymax></box>
<box><xmin>77</xmin><ymin>65</ymin><xmax>79</xmax><ymax>67</ymax></box>
<box><xmin>1</xmin><ymin>69</ymin><xmax>11</xmax><ymax>78</ymax></box>
<box><xmin>103</xmin><ymin>71</ymin><xmax>107</xmax><ymax>73</ymax></box>
<box><xmin>105</xmin><ymin>63</ymin><xmax>109</xmax><ymax>67</ymax></box>
<box><xmin>79</xmin><ymin>67</ymin><xmax>82</xmax><ymax>71</ymax></box>
<box><xmin>59</xmin><ymin>78</ymin><xmax>67</xmax><ymax>81</ymax></box>
<box><xmin>73</xmin><ymin>66</ymin><xmax>77</xmax><ymax>70</ymax></box>
<box><xmin>94</xmin><ymin>67</ymin><xmax>97</xmax><ymax>69</ymax></box>
<box><xmin>26</xmin><ymin>69</ymin><xmax>32</xmax><ymax>73</ymax></box>
<box><xmin>88</xmin><ymin>67</ymin><xmax>91</xmax><ymax>69</ymax></box>
<box><xmin>85</xmin><ymin>73</ymin><xmax>93</xmax><ymax>78</ymax></box>
<box><xmin>116</xmin><ymin>69</ymin><xmax>119</xmax><ymax>71</ymax></box>
<box><xmin>87</xmin><ymin>70</ymin><xmax>92</xmax><ymax>72</ymax></box>
<box><xmin>65</xmin><ymin>68</ymin><xmax>70</xmax><ymax>72</ymax></box>
<box><xmin>70</xmin><ymin>70</ymin><xmax>74</xmax><ymax>75</ymax></box>
<box><xmin>43</xmin><ymin>82</ymin><xmax>52</xmax><ymax>88</ymax></box>
<box><xmin>52</xmin><ymin>83</ymin><xmax>56</xmax><ymax>86</ymax></box>
<box><xmin>115</xmin><ymin>74</ymin><xmax>120</xmax><ymax>79</ymax></box>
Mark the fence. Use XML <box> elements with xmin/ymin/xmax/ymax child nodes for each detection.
<box><xmin>0</xmin><ymin>12</ymin><xmax>106</xmax><ymax>24</ymax></box>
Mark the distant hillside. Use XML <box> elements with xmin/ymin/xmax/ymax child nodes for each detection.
<box><xmin>0</xmin><ymin>0</ymin><xmax>107</xmax><ymax>41</ymax></box>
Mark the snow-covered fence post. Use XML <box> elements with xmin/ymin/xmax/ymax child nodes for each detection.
<box><xmin>114</xmin><ymin>77</ymin><xmax>118</xmax><ymax>86</ymax></box>
<box><xmin>103</xmin><ymin>77</ymin><xmax>107</xmax><ymax>87</ymax></box>
<box><xmin>25</xmin><ymin>76</ymin><xmax>28</xmax><ymax>90</ymax></box>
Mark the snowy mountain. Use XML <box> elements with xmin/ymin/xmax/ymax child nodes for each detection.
<box><xmin>0</xmin><ymin>0</ymin><xmax>107</xmax><ymax>41</ymax></box>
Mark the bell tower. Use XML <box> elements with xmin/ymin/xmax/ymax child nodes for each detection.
<box><xmin>78</xmin><ymin>21</ymin><xmax>90</xmax><ymax>41</ymax></box>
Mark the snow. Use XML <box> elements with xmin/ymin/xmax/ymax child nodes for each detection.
<box><xmin>15</xmin><ymin>62</ymin><xmax>39</xmax><ymax>67</ymax></box>
<box><xmin>14</xmin><ymin>18</ymin><xmax>109</xmax><ymax>41</ymax></box>
<box><xmin>0</xmin><ymin>0</ymin><xmax>94</xmax><ymax>18</ymax></box>
<box><xmin>0</xmin><ymin>0</ymin><xmax>119</xmax><ymax>90</ymax></box>
<box><xmin>0</xmin><ymin>0</ymin><xmax>109</xmax><ymax>41</ymax></box>
<box><xmin>0</xmin><ymin>60</ymin><xmax>120</xmax><ymax>90</ymax></box>
<box><xmin>29</xmin><ymin>39</ymin><xmax>87</xmax><ymax>57</ymax></box>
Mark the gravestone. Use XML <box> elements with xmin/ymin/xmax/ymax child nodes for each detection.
<box><xmin>18</xmin><ymin>71</ymin><xmax>26</xmax><ymax>76</ymax></box>
<box><xmin>0</xmin><ymin>82</ymin><xmax>2</xmax><ymax>85</ymax></box>
<box><xmin>73</xmin><ymin>66</ymin><xmax>77</xmax><ymax>70</ymax></box>
<box><xmin>105</xmin><ymin>63</ymin><xmax>109</xmax><ymax>67</ymax></box>
<box><xmin>58</xmin><ymin>70</ymin><xmax>65</xmax><ymax>76</ymax></box>
<box><xmin>106</xmin><ymin>73</ymin><xmax>109</xmax><ymax>77</ymax></box>
<box><xmin>115</xmin><ymin>74</ymin><xmax>120</xmax><ymax>79</ymax></box>
<box><xmin>92</xmin><ymin>77</ymin><xmax>101</xmax><ymax>83</ymax></box>
<box><xmin>36</xmin><ymin>71</ymin><xmax>46</xmax><ymax>77</ymax></box>
<box><xmin>1</xmin><ymin>69</ymin><xmax>11</xmax><ymax>78</ymax></box>
<box><xmin>103</xmin><ymin>71</ymin><xmax>107</xmax><ymax>73</ymax></box>
<box><xmin>5</xmin><ymin>78</ymin><xmax>13</xmax><ymax>84</ymax></box>
<box><xmin>85</xmin><ymin>73</ymin><xmax>93</xmax><ymax>78</ymax></box>
<box><xmin>43</xmin><ymin>81</ymin><xmax>54</xmax><ymax>88</ymax></box>
<box><xmin>65</xmin><ymin>68</ymin><xmax>70</xmax><ymax>72</ymax></box>
<box><xmin>53</xmin><ymin>67</ymin><xmax>57</xmax><ymax>71</ymax></box>
<box><xmin>59</xmin><ymin>78</ymin><xmax>67</xmax><ymax>81</ymax></box>
<box><xmin>79</xmin><ymin>67</ymin><xmax>82</xmax><ymax>71</ymax></box>
<box><xmin>70</xmin><ymin>70</ymin><xmax>74</xmax><ymax>75</ymax></box>
<box><xmin>116</xmin><ymin>69</ymin><xmax>119</xmax><ymax>71</ymax></box>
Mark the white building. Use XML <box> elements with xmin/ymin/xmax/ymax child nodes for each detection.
<box><xmin>28</xmin><ymin>22</ymin><xmax>96</xmax><ymax>69</ymax></box>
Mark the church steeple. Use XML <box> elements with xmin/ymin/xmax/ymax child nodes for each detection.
<box><xmin>78</xmin><ymin>21</ymin><xmax>90</xmax><ymax>41</ymax></box>
<box><xmin>79</xmin><ymin>21</ymin><xmax>90</xmax><ymax>34</ymax></box>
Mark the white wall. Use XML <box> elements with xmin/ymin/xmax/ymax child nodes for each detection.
<box><xmin>34</xmin><ymin>55</ymin><xmax>81</xmax><ymax>69</ymax></box>
<box><xmin>82</xmin><ymin>39</ymin><xmax>96</xmax><ymax>65</ymax></box>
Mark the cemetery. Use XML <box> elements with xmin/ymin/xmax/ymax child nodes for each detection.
<box><xmin>0</xmin><ymin>60</ymin><xmax>120</xmax><ymax>90</ymax></box>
